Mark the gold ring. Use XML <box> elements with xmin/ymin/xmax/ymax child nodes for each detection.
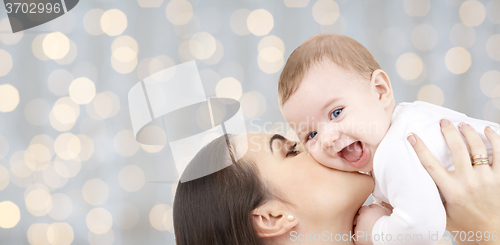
<box><xmin>472</xmin><ymin>154</ymin><xmax>488</xmax><ymax>160</ymax></box>
<box><xmin>472</xmin><ymin>159</ymin><xmax>490</xmax><ymax>166</ymax></box>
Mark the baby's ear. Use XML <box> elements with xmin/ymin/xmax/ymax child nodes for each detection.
<box><xmin>370</xmin><ymin>69</ymin><xmax>393</xmax><ymax>105</ymax></box>
<box><xmin>251</xmin><ymin>200</ymin><xmax>298</xmax><ymax>238</ymax></box>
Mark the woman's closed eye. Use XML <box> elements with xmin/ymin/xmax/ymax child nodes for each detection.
<box><xmin>286</xmin><ymin>143</ymin><xmax>300</xmax><ymax>157</ymax></box>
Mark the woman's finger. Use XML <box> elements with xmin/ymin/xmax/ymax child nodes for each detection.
<box><xmin>440</xmin><ymin>119</ymin><xmax>472</xmax><ymax>173</ymax></box>
<box><xmin>458</xmin><ymin>122</ymin><xmax>489</xmax><ymax>168</ymax></box>
<box><xmin>485</xmin><ymin>126</ymin><xmax>500</xmax><ymax>173</ymax></box>
<box><xmin>407</xmin><ymin>133</ymin><xmax>450</xmax><ymax>187</ymax></box>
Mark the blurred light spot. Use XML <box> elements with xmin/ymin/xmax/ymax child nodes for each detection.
<box><xmin>258</xmin><ymin>47</ymin><xmax>284</xmax><ymax>74</ymax></box>
<box><xmin>47</xmin><ymin>223</ymin><xmax>74</xmax><ymax>245</ymax></box>
<box><xmin>284</xmin><ymin>0</ymin><xmax>310</xmax><ymax>7</ymax></box>
<box><xmin>200</xmin><ymin>39</ymin><xmax>224</xmax><ymax>65</ymax></box>
<box><xmin>74</xmin><ymin>135</ymin><xmax>92</xmax><ymax>162</ymax></box>
<box><xmin>113</xmin><ymin>203</ymin><xmax>139</xmax><ymax>230</ymax></box>
<box><xmin>0</xmin><ymin>49</ymin><xmax>13</xmax><ymax>77</ymax></box>
<box><xmin>86</xmin><ymin>92</ymin><xmax>120</xmax><ymax>120</ymax></box>
<box><xmin>0</xmin><ymin>84</ymin><xmax>19</xmax><ymax>112</ymax></box>
<box><xmin>379</xmin><ymin>28</ymin><xmax>406</xmax><ymax>55</ymax></box>
<box><xmin>27</xmin><ymin>223</ymin><xmax>50</xmax><ymax>245</ymax></box>
<box><xmin>240</xmin><ymin>91</ymin><xmax>267</xmax><ymax>119</ymax></box>
<box><xmin>10</xmin><ymin>173</ymin><xmax>35</xmax><ymax>188</ymax></box>
<box><xmin>50</xmin><ymin>97</ymin><xmax>80</xmax><ymax>131</ymax></box>
<box><xmin>72</xmin><ymin>62</ymin><xmax>99</xmax><ymax>83</ymax></box>
<box><xmin>28</xmin><ymin>144</ymin><xmax>51</xmax><ymax>163</ymax></box>
<box><xmin>404</xmin><ymin>0</ymin><xmax>430</xmax><ymax>16</ymax></box>
<box><xmin>138</xmin><ymin>0</ymin><xmax>163</xmax><ymax>8</ymax></box>
<box><xmin>258</xmin><ymin>35</ymin><xmax>285</xmax><ymax>54</ymax></box>
<box><xmin>48</xmin><ymin>193</ymin><xmax>73</xmax><ymax>220</ymax></box>
<box><xmin>69</xmin><ymin>77</ymin><xmax>96</xmax><ymax>105</ymax></box>
<box><xmin>0</xmin><ymin>201</ymin><xmax>20</xmax><ymax>228</ymax></box>
<box><xmin>230</xmin><ymin>9</ymin><xmax>251</xmax><ymax>36</ymax></box>
<box><xmin>449</xmin><ymin>23</ymin><xmax>476</xmax><ymax>49</ymax></box>
<box><xmin>418</xmin><ymin>85</ymin><xmax>444</xmax><ymax>106</ymax></box>
<box><xmin>43</xmin><ymin>165</ymin><xmax>68</xmax><ymax>189</ymax></box>
<box><xmin>32</xmin><ymin>34</ymin><xmax>50</xmax><ymax>61</ymax></box>
<box><xmin>149</xmin><ymin>204</ymin><xmax>173</xmax><ymax>231</ymax></box>
<box><xmin>165</xmin><ymin>0</ymin><xmax>193</xmax><ymax>25</ymax></box>
<box><xmin>247</xmin><ymin>9</ymin><xmax>274</xmax><ymax>36</ymax></box>
<box><xmin>111</xmin><ymin>55</ymin><xmax>138</xmax><ymax>74</ymax></box>
<box><xmin>396</xmin><ymin>52</ymin><xmax>423</xmax><ymax>80</ymax></box>
<box><xmin>0</xmin><ymin>165</ymin><xmax>9</xmax><ymax>190</ymax></box>
<box><xmin>459</xmin><ymin>0</ymin><xmax>486</xmax><ymax>26</ymax></box>
<box><xmin>25</xmin><ymin>189</ymin><xmax>52</xmax><ymax>216</ymax></box>
<box><xmin>86</xmin><ymin>208</ymin><xmax>113</xmax><ymax>234</ymax></box>
<box><xmin>320</xmin><ymin>14</ymin><xmax>347</xmax><ymax>34</ymax></box>
<box><xmin>480</xmin><ymin>70</ymin><xmax>500</xmax><ymax>98</ymax></box>
<box><xmin>189</xmin><ymin>32</ymin><xmax>216</xmax><ymax>60</ymax></box>
<box><xmin>54</xmin><ymin>40</ymin><xmax>77</xmax><ymax>65</ymax></box>
<box><xmin>84</xmin><ymin>9</ymin><xmax>104</xmax><ymax>35</ymax></box>
<box><xmin>0</xmin><ymin>134</ymin><xmax>8</xmax><ymax>160</ymax></box>
<box><xmin>218</xmin><ymin>62</ymin><xmax>245</xmax><ymax>83</ymax></box>
<box><xmin>100</xmin><ymin>9</ymin><xmax>127</xmax><ymax>36</ymax></box>
<box><xmin>113</xmin><ymin>47</ymin><xmax>136</xmax><ymax>63</ymax></box>
<box><xmin>411</xmin><ymin>24</ymin><xmax>438</xmax><ymax>51</ymax></box>
<box><xmin>486</xmin><ymin>34</ymin><xmax>500</xmax><ymax>61</ymax></box>
<box><xmin>54</xmin><ymin>133</ymin><xmax>81</xmax><ymax>160</ymax></box>
<box><xmin>42</xmin><ymin>32</ymin><xmax>70</xmax><ymax>60</ymax></box>
<box><xmin>445</xmin><ymin>47</ymin><xmax>471</xmax><ymax>74</ymax></box>
<box><xmin>28</xmin><ymin>135</ymin><xmax>54</xmax><ymax>168</ymax></box>
<box><xmin>82</xmin><ymin>179</ymin><xmax>109</xmax><ymax>206</ymax></box>
<box><xmin>312</xmin><ymin>0</ymin><xmax>339</xmax><ymax>25</ymax></box>
<box><xmin>0</xmin><ymin>18</ymin><xmax>23</xmax><ymax>45</ymax></box>
<box><xmin>114</xmin><ymin>130</ymin><xmax>140</xmax><ymax>157</ymax></box>
<box><xmin>47</xmin><ymin>69</ymin><xmax>72</xmax><ymax>96</ymax></box>
<box><xmin>216</xmin><ymin>77</ymin><xmax>243</xmax><ymax>100</ymax></box>
<box><xmin>54</xmin><ymin>157</ymin><xmax>81</xmax><ymax>178</ymax></box>
<box><xmin>88</xmin><ymin>229</ymin><xmax>114</xmax><ymax>245</ymax></box>
<box><xmin>487</xmin><ymin>0</ymin><xmax>500</xmax><ymax>24</ymax></box>
<box><xmin>10</xmin><ymin>151</ymin><xmax>34</xmax><ymax>178</ymax></box>
<box><xmin>118</xmin><ymin>165</ymin><xmax>145</xmax><ymax>192</ymax></box>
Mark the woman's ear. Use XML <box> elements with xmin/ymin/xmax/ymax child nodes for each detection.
<box><xmin>251</xmin><ymin>200</ymin><xmax>298</xmax><ymax>238</ymax></box>
<box><xmin>370</xmin><ymin>69</ymin><xmax>393</xmax><ymax>107</ymax></box>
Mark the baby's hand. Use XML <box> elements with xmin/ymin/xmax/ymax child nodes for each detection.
<box><xmin>354</xmin><ymin>204</ymin><xmax>390</xmax><ymax>245</ymax></box>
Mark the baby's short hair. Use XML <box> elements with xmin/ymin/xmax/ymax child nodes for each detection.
<box><xmin>278</xmin><ymin>33</ymin><xmax>381</xmax><ymax>107</ymax></box>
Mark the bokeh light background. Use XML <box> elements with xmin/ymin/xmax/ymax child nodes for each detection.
<box><xmin>0</xmin><ymin>0</ymin><xmax>499</xmax><ymax>244</ymax></box>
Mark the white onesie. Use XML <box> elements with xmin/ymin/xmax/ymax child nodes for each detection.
<box><xmin>370</xmin><ymin>101</ymin><xmax>500</xmax><ymax>245</ymax></box>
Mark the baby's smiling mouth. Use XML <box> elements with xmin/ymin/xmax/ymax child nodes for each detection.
<box><xmin>338</xmin><ymin>141</ymin><xmax>368</xmax><ymax>168</ymax></box>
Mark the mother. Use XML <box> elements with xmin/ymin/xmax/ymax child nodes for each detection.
<box><xmin>173</xmin><ymin>127</ymin><xmax>500</xmax><ymax>245</ymax></box>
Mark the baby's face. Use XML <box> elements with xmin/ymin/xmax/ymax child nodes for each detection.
<box><xmin>281</xmin><ymin>60</ymin><xmax>392</xmax><ymax>172</ymax></box>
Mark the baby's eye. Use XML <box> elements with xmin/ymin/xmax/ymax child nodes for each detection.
<box><xmin>330</xmin><ymin>108</ymin><xmax>343</xmax><ymax>120</ymax></box>
<box><xmin>307</xmin><ymin>131</ymin><xmax>317</xmax><ymax>140</ymax></box>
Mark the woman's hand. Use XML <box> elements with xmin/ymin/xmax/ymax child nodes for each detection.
<box><xmin>407</xmin><ymin>119</ymin><xmax>500</xmax><ymax>245</ymax></box>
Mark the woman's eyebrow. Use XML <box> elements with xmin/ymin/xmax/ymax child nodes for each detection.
<box><xmin>269</xmin><ymin>134</ymin><xmax>286</xmax><ymax>153</ymax></box>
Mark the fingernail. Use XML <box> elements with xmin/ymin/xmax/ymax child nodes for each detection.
<box><xmin>486</xmin><ymin>126</ymin><xmax>494</xmax><ymax>133</ymax></box>
<box><xmin>459</xmin><ymin>122</ymin><xmax>468</xmax><ymax>130</ymax></box>
<box><xmin>407</xmin><ymin>133</ymin><xmax>416</xmax><ymax>146</ymax></box>
<box><xmin>440</xmin><ymin>119</ymin><xmax>449</xmax><ymax>127</ymax></box>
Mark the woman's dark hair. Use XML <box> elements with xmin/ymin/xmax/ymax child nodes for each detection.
<box><xmin>173</xmin><ymin>134</ymin><xmax>273</xmax><ymax>245</ymax></box>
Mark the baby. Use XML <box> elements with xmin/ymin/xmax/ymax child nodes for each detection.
<box><xmin>278</xmin><ymin>33</ymin><xmax>500</xmax><ymax>245</ymax></box>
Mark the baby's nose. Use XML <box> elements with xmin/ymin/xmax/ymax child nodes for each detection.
<box><xmin>320</xmin><ymin>132</ymin><xmax>341</xmax><ymax>150</ymax></box>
